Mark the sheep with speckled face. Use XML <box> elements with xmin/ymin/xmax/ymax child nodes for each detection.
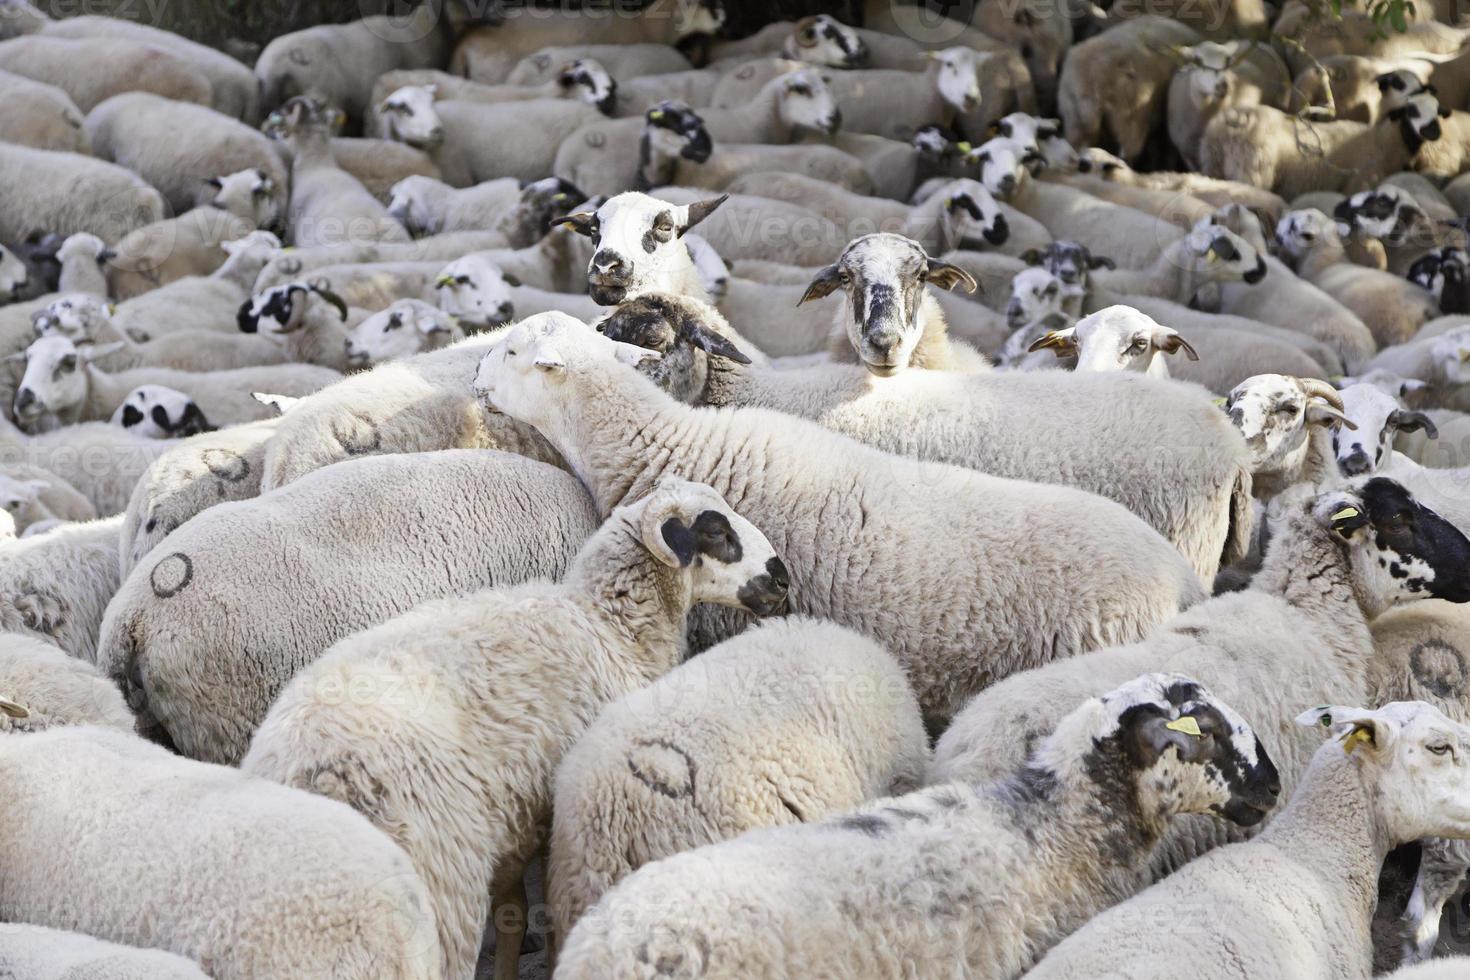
<box><xmin>344</xmin><ymin>299</ymin><xmax>462</xmax><ymax>368</ymax></box>
<box><xmin>557</xmin><ymin>673</ymin><xmax>1278</xmax><ymax>980</ymax></box>
<box><xmin>548</xmin><ymin>616</ymin><xmax>928</xmax><ymax>941</ymax></box>
<box><xmin>244</xmin><ymin>477</ymin><xmax>787</xmax><ymax>980</ymax></box>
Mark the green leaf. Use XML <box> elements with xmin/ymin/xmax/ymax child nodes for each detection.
<box><xmin>1390</xmin><ymin>2</ymin><xmax>1408</xmax><ymax>32</ymax></box>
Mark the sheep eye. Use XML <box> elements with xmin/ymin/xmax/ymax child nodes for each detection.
<box><xmin>385</xmin><ymin>314</ymin><xmax>402</xmax><ymax>330</ymax></box>
<box><xmin>1275</xmin><ymin>404</ymin><xmax>1297</xmax><ymax>415</ymax></box>
<box><xmin>1021</xmin><ymin>42</ymin><xmax>1034</xmax><ymax>59</ymax></box>
<box><xmin>838</xmin><ymin>270</ymin><xmax>851</xmax><ymax>284</ymax></box>
<box><xmin>1429</xmin><ymin>743</ymin><xmax>1453</xmax><ymax>756</ymax></box>
<box><xmin>59</xmin><ymin>356</ymin><xmax>76</xmax><ymax>372</ymax></box>
<box><xmin>506</xmin><ymin>349</ymin><xmax>517</xmax><ymax>357</ymax></box>
<box><xmin>1128</xmin><ymin>338</ymin><xmax>1148</xmax><ymax>353</ymax></box>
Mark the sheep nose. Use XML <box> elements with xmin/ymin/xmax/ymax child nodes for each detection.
<box><xmin>1215</xmin><ymin>80</ymin><xmax>1229</xmax><ymax>97</ymax></box>
<box><xmin>13</xmin><ymin>388</ymin><xmax>35</xmax><ymax>415</ymax></box>
<box><xmin>1339</xmin><ymin>449</ymin><xmax>1373</xmax><ymax>476</ymax></box>
<box><xmin>429</xmin><ymin>126</ymin><xmax>445</xmax><ymax>141</ymax></box>
<box><xmin>824</xmin><ymin>110</ymin><xmax>842</xmax><ymax>134</ymax></box>
<box><xmin>495</xmin><ymin>301</ymin><xmax>515</xmax><ymax>323</ymax></box>
<box><xmin>591</xmin><ymin>250</ymin><xmax>628</xmax><ymax>278</ymax></box>
<box><xmin>997</xmin><ymin>174</ymin><xmax>1017</xmax><ymax>197</ymax></box>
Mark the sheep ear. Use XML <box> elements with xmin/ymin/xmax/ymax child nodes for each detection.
<box><xmin>556</xmin><ymin>212</ymin><xmax>598</xmax><ymax>237</ymax></box>
<box><xmin>533</xmin><ymin>345</ymin><xmax>567</xmax><ymax>373</ymax></box>
<box><xmin>1295</xmin><ymin>705</ymin><xmax>1391</xmax><ymax>756</ymax></box>
<box><xmin>3</xmin><ymin>350</ymin><xmax>27</xmax><ymax>363</ymax></box>
<box><xmin>652</xmin><ymin>515</ymin><xmax>698</xmax><ymax>568</ymax></box>
<box><xmin>1088</xmin><ymin>254</ymin><xmax>1115</xmax><ymax>270</ymax></box>
<box><xmin>1441</xmin><ymin>104</ymin><xmax>1453</xmax><ymax>119</ymax></box>
<box><xmin>414</xmin><ymin>312</ymin><xmax>452</xmax><ymax>336</ymax></box>
<box><xmin>680</xmin><ymin>195</ymin><xmax>727</xmax><ymax>236</ymax></box>
<box><xmin>682</xmin><ymin>322</ymin><xmax>751</xmax><ymax>364</ymax></box>
<box><xmin>501</xmin><ymin>271</ymin><xmax>522</xmax><ymax>287</ymax></box>
<box><xmin>0</xmin><ymin>695</ymin><xmax>28</xmax><ymax>719</ymax></box>
<box><xmin>612</xmin><ymin>341</ymin><xmax>660</xmax><ymax>369</ymax></box>
<box><xmin>252</xmin><ymin>392</ymin><xmax>300</xmax><ymax>415</ymax></box>
<box><xmin>797</xmin><ymin>265</ymin><xmax>843</xmax><ymax>305</ymax></box>
<box><xmin>1388</xmin><ymin>409</ymin><xmax>1438</xmax><ymax>438</ymax></box>
<box><xmin>80</xmin><ymin>341</ymin><xmax>125</xmax><ymax>361</ymax></box>
<box><xmin>1154</xmin><ymin>331</ymin><xmax>1199</xmax><ymax>361</ymax></box>
<box><xmin>203</xmin><ymin>176</ymin><xmax>223</xmax><ymax>190</ymax></box>
<box><xmin>926</xmin><ymin>259</ymin><xmax>978</xmax><ymax>294</ymax></box>
<box><xmin>1130</xmin><ymin>712</ymin><xmax>1211</xmax><ymax>766</ymax></box>
<box><xmin>1020</xmin><ymin>248</ymin><xmax>1045</xmax><ymax>266</ymax></box>
<box><xmin>1306</xmin><ymin>402</ymin><xmax>1356</xmax><ymax>431</ymax></box>
<box><xmin>1028</xmin><ymin>328</ymin><xmax>1077</xmax><ymax>356</ymax></box>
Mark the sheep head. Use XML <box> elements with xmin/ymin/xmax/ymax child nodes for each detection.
<box><xmin>1298</xmin><ymin>700</ymin><xmax>1470</xmax><ymax>842</ymax></box>
<box><xmin>112</xmin><ymin>385</ymin><xmax>213</xmax><ymax>439</ymax></box>
<box><xmin>1183</xmin><ymin>225</ymin><xmax>1267</xmax><ymax>285</ymax></box>
<box><xmin>345</xmin><ymin>299</ymin><xmax>459</xmax><ymax>368</ymax></box>
<box><xmin>557</xmin><ymin>58</ymin><xmax>617</xmax><ymax>116</ymax></box>
<box><xmin>1224</xmin><ymin>374</ymin><xmax>1355</xmax><ymax>474</ymax></box>
<box><xmin>783</xmin><ymin>15</ymin><xmax>867</xmax><ymax>69</ymax></box>
<box><xmin>557</xmin><ymin>191</ymin><xmax>726</xmax><ymax>306</ymax></box>
<box><xmin>31</xmin><ymin>294</ymin><xmax>111</xmax><ymax>342</ymax></box>
<box><xmin>1005</xmin><ymin>267</ymin><xmax>1065</xmax><ymax>329</ymax></box>
<box><xmin>1431</xmin><ymin>327</ymin><xmax>1470</xmax><ymax>387</ymax></box>
<box><xmin>967</xmin><ymin>136</ymin><xmax>1040</xmax><ymax>200</ymax></box>
<box><xmin>926</xmin><ymin>47</ymin><xmax>982</xmax><ymax>114</ymax></box>
<box><xmin>1332</xmin><ymin>383</ymin><xmax>1439</xmax><ymax>477</ymax></box>
<box><xmin>377</xmin><ymin>85</ymin><xmax>444</xmax><ymax>150</ymax></box>
<box><xmin>432</xmin><ymin>255</ymin><xmax>520</xmax><ymax>331</ymax></box>
<box><xmin>237</xmin><ymin>280</ymin><xmax>347</xmax><ymax>337</ymax></box>
<box><xmin>9</xmin><ymin>335</ymin><xmax>117</xmax><ymax>426</ymax></box>
<box><xmin>800</xmin><ymin>233</ymin><xmax>975</xmax><ymax>377</ymax></box>
<box><xmin>595</xmin><ymin>292</ymin><xmax>751</xmax><ymax>404</ymax></box>
<box><xmin>773</xmin><ymin>68</ymin><xmax>841</xmax><ymax>138</ymax></box>
<box><xmin>1030</xmin><ymin>305</ymin><xmax>1197</xmax><ymax>378</ymax></box>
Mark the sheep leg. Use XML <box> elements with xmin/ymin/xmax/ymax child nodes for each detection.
<box><xmin>491</xmin><ymin>868</ymin><xmax>529</xmax><ymax>980</ymax></box>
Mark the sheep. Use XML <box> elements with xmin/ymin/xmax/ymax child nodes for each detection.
<box><xmin>0</xmin><ymin>632</ymin><xmax>132</xmax><ymax>733</ymax></box>
<box><xmin>367</xmin><ymin>62</ymin><xmax>615</xmax><ymax>129</ymax></box>
<box><xmin>99</xmin><ymin>448</ymin><xmax>601</xmax><ymax>767</ymax></box>
<box><xmin>378</xmin><ymin>83</ymin><xmax>607</xmax><ymax>187</ymax></box>
<box><xmin>1024</xmin><ymin>700</ymin><xmax>1470</xmax><ymax>980</ymax></box>
<box><xmin>1057</xmin><ymin>16</ymin><xmax>1204</xmax><ymax>163</ymax></box>
<box><xmin>0</xmin><ymin>68</ymin><xmax>86</xmax><ymax>153</ymax></box>
<box><xmin>344</xmin><ymin>299</ymin><xmax>462</xmax><ymax>368</ymax></box>
<box><xmin>0</xmin><ymin>411</ymin><xmax>167</xmax><ymax>516</ymax></box>
<box><xmin>1084</xmin><ymin>224</ymin><xmax>1267</xmax><ymax>310</ymax></box>
<box><xmin>1</xmin><ymin>725</ymin><xmax>439</xmax><ymax>977</ymax></box>
<box><xmin>1125</xmin><ymin>295</ymin><xmax>1346</xmax><ymax>382</ymax></box>
<box><xmin>251</xmin><ymin>230</ymin><xmax>510</xmax><ymax>290</ymax></box>
<box><xmin>1027</xmin><ymin>305</ymin><xmax>1201</xmax><ymax>379</ymax></box>
<box><xmin>661</xmin><ymin>139</ymin><xmax>875</xmax><ymax>196</ymax></box>
<box><xmin>254</xmin><ymin>0</ymin><xmax>453</xmax><ymax>127</ymax></box>
<box><xmin>506</xmin><ymin>43</ymin><xmax>691</xmax><ymax>86</ymax></box>
<box><xmin>448</xmin><ymin>0</ymin><xmax>725</xmax><ymax>83</ymax></box>
<box><xmin>0</xmin><ymin>35</ymin><xmax>210</xmax><ymax>112</ymax></box>
<box><xmin>1167</xmin><ymin>40</ymin><xmax>1292</xmax><ymax>170</ymax></box>
<box><xmin>243</xmin><ymin>476</ymin><xmax>784</xmax><ymax>980</ymax></box>
<box><xmin>1409</xmin><ymin>248</ymin><xmax>1470</xmax><ymax>316</ymax></box>
<box><xmin>0</xmin><ymin>143</ymin><xmax>164</xmax><ymax>246</ymax></box>
<box><xmin>386</xmin><ymin>174</ymin><xmax>521</xmax><ymax>239</ymax></box>
<box><xmin>267</xmin><ymin>97</ymin><xmax>409</xmax><ymax>249</ymax></box>
<box><xmin>1274</xmin><ymin>0</ymin><xmax>1470</xmax><ymax>72</ymax></box>
<box><xmin>474</xmin><ymin>311</ymin><xmax>1209</xmax><ymax>725</ymax></box>
<box><xmin>110</xmin><ymin>386</ymin><xmax>213</xmax><ymax>440</ymax></box>
<box><xmin>547</xmin><ymin>616</ymin><xmax>927</xmax><ymax>941</ymax></box>
<box><xmin>971</xmin><ymin>138</ymin><xmax>1185</xmax><ymax>270</ymax></box>
<box><xmin>0</xmin><ymin>924</ymin><xmax>209</xmax><ymax>979</ymax></box>
<box><xmin>257</xmin><ymin>333</ymin><xmax>566</xmax><ymax>492</ymax></box>
<box><xmin>9</xmin><ymin>336</ymin><xmax>340</xmax><ymax>431</ymax></box>
<box><xmin>932</xmin><ymin>480</ymin><xmax>1470</xmax><ymax>890</ymax></box>
<box><xmin>1364</xmin><ymin>326</ymin><xmax>1470</xmax><ymax>412</ymax></box>
<box><xmin>0</xmin><ymin>516</ymin><xmax>122</xmax><ymax>660</ymax></box>
<box><xmin>235</xmin><ymin>280</ymin><xmax>361</xmax><ymax>371</ymax></box>
<box><xmin>1074</xmin><ymin>148</ymin><xmax>1288</xmax><ymax>224</ymax></box>
<box><xmin>432</xmin><ymin>253</ymin><xmax>606</xmax><ymax>331</ymax></box>
<box><xmin>0</xmin><ymin>464</ymin><xmax>93</xmax><ymax>536</ymax></box>
<box><xmin>1386</xmin><ymin>87</ymin><xmax>1470</xmax><ymax>183</ymax></box>
<box><xmin>1333</xmin><ymin>382</ymin><xmax>1443</xmax><ymax>477</ymax></box>
<box><xmin>83</xmin><ymin>93</ymin><xmax>287</xmax><ymax>219</ymax></box>
<box><xmin>649</xmin><ymin>185</ymin><xmax>845</xmax><ymax>269</ymax></box>
<box><xmin>1224</xmin><ymin>373</ymin><xmax>1358</xmax><ymax>501</ymax></box>
<box><xmin>252</xmin><ymin>255</ymin><xmax>438</xmax><ymax>315</ymax></box>
<box><xmin>599</xmin><ymin>284</ymin><xmax>1251</xmax><ymax>583</ymax></box>
<box><xmin>709</xmin><ymin>14</ymin><xmax>871</xmax><ymax>69</ymax></box>
<box><xmin>556</xmin><ymin>672</ymin><xmax>1279</xmax><ymax>980</ymax></box>
<box><xmin>1335</xmin><ymin>183</ymin><xmax>1464</xmax><ymax>277</ymax></box>
<box><xmin>103</xmin><ymin>207</ymin><xmax>262</xmax><ymax>301</ymax></box>
<box><xmin>549</xmin><ymin>98</ymin><xmax>713</xmax><ymax>197</ymax></box>
<box><xmin>1276</xmin><ymin>208</ymin><xmax>1439</xmax><ymax>349</ymax></box>
<box><xmin>558</xmin><ymin>189</ymin><xmax>726</xmax><ymax>305</ymax></box>
<box><xmin>55</xmin><ymin>233</ymin><xmax>110</xmax><ymax>298</ymax></box>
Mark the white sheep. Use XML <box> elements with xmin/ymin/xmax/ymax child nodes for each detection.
<box><xmin>204</xmin><ymin>168</ymin><xmax>281</xmax><ymax>230</ymax></box>
<box><xmin>474</xmin><ymin>311</ymin><xmax>1207</xmax><ymax>725</ymax></box>
<box><xmin>117</xmin><ymin>417</ymin><xmax>280</xmax><ymax>576</ymax></box>
<box><xmin>1364</xmin><ymin>326</ymin><xmax>1470</xmax><ymax>412</ymax></box>
<box><xmin>547</xmin><ymin>616</ymin><xmax>927</xmax><ymax>940</ymax></box>
<box><xmin>0</xmin><ymin>142</ymin><xmax>164</xmax><ymax>246</ymax></box>
<box><xmin>1277</xmin><ymin>208</ymin><xmax>1439</xmax><ymax>349</ymax></box>
<box><xmin>556</xmin><ymin>672</ymin><xmax>1279</xmax><ymax>980</ymax></box>
<box><xmin>0</xmin><ymin>516</ymin><xmax>122</xmax><ymax>660</ymax></box>
<box><xmin>54</xmin><ymin>233</ymin><xmax>109</xmax><ymax>297</ymax></box>
<box><xmin>235</xmin><ymin>280</ymin><xmax>362</xmax><ymax>371</ymax></box>
<box><xmin>1333</xmin><ymin>382</ymin><xmax>1442</xmax><ymax>477</ymax></box>
<box><xmin>1025</xmin><ymin>701</ymin><xmax>1470</xmax><ymax>980</ymax></box>
<box><xmin>344</xmin><ymin>298</ymin><xmax>462</xmax><ymax>368</ymax></box>
<box><xmin>432</xmin><ymin>253</ymin><xmax>605</xmax><ymax>332</ymax></box>
<box><xmin>597</xmin><ymin>285</ymin><xmax>1251</xmax><ymax>584</ymax></box>
<box><xmin>0</xmin><ymin>725</ymin><xmax>439</xmax><ymax>978</ymax></box>
<box><xmin>0</xmin><ymin>631</ymin><xmax>132</xmax><ymax>733</ymax></box>
<box><xmin>386</xmin><ymin>173</ymin><xmax>521</xmax><ymax>238</ymax></box>
<box><xmin>110</xmin><ymin>386</ymin><xmax>214</xmax><ymax>439</ymax></box>
<box><xmin>550</xmin><ymin>98</ymin><xmax>714</xmax><ymax>197</ymax></box>
<box><xmin>1166</xmin><ymin>40</ymin><xmax>1292</xmax><ymax>170</ymax></box>
<box><xmin>1084</xmin><ymin>224</ymin><xmax>1268</xmax><ymax>310</ymax></box>
<box><xmin>558</xmin><ymin>190</ymin><xmax>725</xmax><ymax>305</ymax></box>
<box><xmin>103</xmin><ymin>207</ymin><xmax>263</xmax><ymax>301</ymax></box>
<box><xmin>0</xmin><ymin>463</ymin><xmax>93</xmax><ymax>536</ymax></box>
<box><xmin>83</xmin><ymin>92</ymin><xmax>287</xmax><ymax>219</ymax></box>
<box><xmin>1224</xmin><ymin>373</ymin><xmax>1357</xmax><ymax>501</ymax></box>
<box><xmin>244</xmin><ymin>477</ymin><xmax>786</xmax><ymax>980</ymax></box>
<box><xmin>1074</xmin><ymin>147</ymin><xmax>1288</xmax><ymax>224</ymax></box>
<box><xmin>1027</xmin><ymin>305</ymin><xmax>1200</xmax><ymax>378</ymax></box>
<box><xmin>97</xmin><ymin>448</ymin><xmax>601</xmax><ymax>763</ymax></box>
<box><xmin>0</xmin><ymin>34</ymin><xmax>210</xmax><ymax>112</ymax></box>
<box><xmin>367</xmin><ymin>63</ymin><xmax>614</xmax><ymax>130</ymax></box>
<box><xmin>0</xmin><ymin>923</ymin><xmax>209</xmax><ymax>979</ymax></box>
<box><xmin>0</xmin><ymin>410</ymin><xmax>168</xmax><ymax>516</ymax></box>
<box><xmin>9</xmin><ymin>335</ymin><xmax>340</xmax><ymax>431</ymax></box>
<box><xmin>0</xmin><ymin>67</ymin><xmax>88</xmax><ymax>154</ymax></box>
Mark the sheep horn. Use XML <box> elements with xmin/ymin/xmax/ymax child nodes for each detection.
<box><xmin>1027</xmin><ymin>331</ymin><xmax>1075</xmax><ymax>355</ymax></box>
<box><xmin>0</xmin><ymin>695</ymin><xmax>28</xmax><ymax>719</ymax></box>
<box><xmin>309</xmin><ymin>285</ymin><xmax>350</xmax><ymax>321</ymax></box>
<box><xmin>1296</xmin><ymin>377</ymin><xmax>1345</xmax><ymax>410</ymax></box>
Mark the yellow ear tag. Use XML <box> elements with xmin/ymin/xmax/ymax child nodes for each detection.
<box><xmin>649</xmin><ymin>110</ymin><xmax>665</xmax><ymax>121</ymax></box>
<box><xmin>1343</xmin><ymin>727</ymin><xmax>1373</xmax><ymax>754</ymax></box>
<box><xmin>1211</xmin><ymin>396</ymin><xmax>1227</xmax><ymax>407</ymax></box>
<box><xmin>956</xmin><ymin>141</ymin><xmax>972</xmax><ymax>153</ymax></box>
<box><xmin>1330</xmin><ymin>506</ymin><xmax>1360</xmax><ymax>522</ymax></box>
<box><xmin>1166</xmin><ymin>716</ymin><xmax>1203</xmax><ymax>738</ymax></box>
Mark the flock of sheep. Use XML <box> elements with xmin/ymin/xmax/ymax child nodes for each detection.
<box><xmin>2</xmin><ymin>0</ymin><xmax>1470</xmax><ymax>976</ymax></box>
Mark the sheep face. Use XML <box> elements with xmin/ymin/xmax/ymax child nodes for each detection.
<box><xmin>930</xmin><ymin>179</ymin><xmax>1009</xmax><ymax>252</ymax></box>
<box><xmin>799</xmin><ymin>233</ymin><xmax>976</xmax><ymax>377</ymax></box>
<box><xmin>911</xmin><ymin>123</ymin><xmax>960</xmax><ymax>163</ymax></box>
<box><xmin>929</xmin><ymin>47</ymin><xmax>982</xmax><ymax>115</ymax></box>
<box><xmin>346</xmin><ymin>301</ymin><xmax>457</xmax><ymax>367</ymax></box>
<box><xmin>1044</xmin><ymin>673</ymin><xmax>1279</xmax><ymax>828</ymax></box>
<box><xmin>1075</xmin><ymin>146</ymin><xmax>1129</xmax><ymax>178</ymax></box>
<box><xmin>1020</xmin><ymin>240</ymin><xmax>1113</xmax><ymax>293</ymax></box>
<box><xmin>497</xmin><ymin>177</ymin><xmax>587</xmax><ymax>249</ymax></box>
<box><xmin>1431</xmin><ymin>328</ymin><xmax>1470</xmax><ymax>387</ymax></box>
<box><xmin>0</xmin><ymin>475</ymin><xmax>48</xmax><ymax>534</ymax></box>
<box><xmin>1299</xmin><ymin>701</ymin><xmax>1470</xmax><ymax>844</ymax></box>
<box><xmin>1197</xmin><ymin>204</ymin><xmax>1270</xmax><ymax>255</ymax></box>
<box><xmin>1224</xmin><ymin>374</ymin><xmax>1355</xmax><ymax>473</ymax></box>
<box><xmin>1408</xmin><ymin>247</ymin><xmax>1469</xmax><ymax>306</ymax></box>
<box><xmin>9</xmin><ymin>336</ymin><xmax>103</xmax><ymax>424</ymax></box>
<box><xmin>378</xmin><ymin>85</ymin><xmax>444</xmax><ymax>150</ymax></box>
<box><xmin>1005</xmin><ymin>267</ymin><xmax>1064</xmax><ymax>329</ymax></box>
<box><xmin>0</xmin><ymin>243</ymin><xmax>29</xmax><ymax>301</ymax></box>
<box><xmin>559</xmin><ymin>191</ymin><xmax>726</xmax><ymax>306</ymax></box>
<box><xmin>596</xmin><ymin>292</ymin><xmax>751</xmax><ymax>404</ymax></box>
<box><xmin>32</xmin><ymin>295</ymin><xmax>109</xmax><ymax>342</ymax></box>
<box><xmin>1182</xmin><ymin>41</ymin><xmax>1247</xmax><ymax>108</ymax></box>
<box><xmin>473</xmin><ymin>311</ymin><xmax>662</xmax><ymax>431</ymax></box>
<box><xmin>1375</xmin><ymin>69</ymin><xmax>1424</xmax><ymax>112</ymax></box>
<box><xmin>775</xmin><ymin>69</ymin><xmax>841</xmax><ymax>138</ymax></box>
<box><xmin>434</xmin><ymin>256</ymin><xmax>518</xmax><ymax>331</ymax></box>
<box><xmin>993</xmin><ymin>113</ymin><xmax>1076</xmax><ymax>172</ymax></box>
<box><xmin>1333</xmin><ymin>384</ymin><xmax>1438</xmax><ymax>477</ymax></box>
<box><xmin>968</xmin><ymin>137</ymin><xmax>1035</xmax><ymax>200</ymax></box>
<box><xmin>642</xmin><ymin>101</ymin><xmax>712</xmax><ymax>171</ymax></box>
<box><xmin>1334</xmin><ymin>186</ymin><xmax>1418</xmax><ymax>245</ymax></box>
<box><xmin>1186</xmin><ymin>226</ymin><xmax>1267</xmax><ymax>285</ymax></box>
<box><xmin>1031</xmin><ymin>305</ymin><xmax>1197</xmax><ymax>377</ymax></box>
<box><xmin>386</xmin><ymin>175</ymin><xmax>437</xmax><ymax>237</ymax></box>
<box><xmin>557</xmin><ymin>58</ymin><xmax>617</xmax><ymax>116</ymax></box>
<box><xmin>1388</xmin><ymin>89</ymin><xmax>1450</xmax><ymax>152</ymax></box>
<box><xmin>237</xmin><ymin>283</ymin><xmax>306</xmax><ymax>336</ymax></box>
<box><xmin>782</xmin><ymin>15</ymin><xmax>867</xmax><ymax>69</ymax></box>
<box><xmin>112</xmin><ymin>385</ymin><xmax>213</xmax><ymax>439</ymax></box>
<box><xmin>207</xmin><ymin>169</ymin><xmax>278</xmax><ymax>229</ymax></box>
<box><xmin>633</xmin><ymin>477</ymin><xmax>789</xmax><ymax>616</ymax></box>
<box><xmin>55</xmin><ymin>232</ymin><xmax>109</xmax><ymax>270</ymax></box>
<box><xmin>1324</xmin><ymin>478</ymin><xmax>1470</xmax><ymax>608</ymax></box>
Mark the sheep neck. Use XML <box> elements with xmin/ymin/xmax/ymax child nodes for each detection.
<box><xmin>1250</xmin><ymin>425</ymin><xmax>1334</xmax><ymax>501</ymax></box>
<box><xmin>1298</xmin><ymin>236</ymin><xmax>1348</xmax><ymax>281</ymax></box>
<box><xmin>1251</xmin><ymin>514</ymin><xmax>1374</xmax><ymax>650</ymax></box>
<box><xmin>1256</xmin><ymin>747</ymin><xmax>1388</xmax><ymax>923</ymax></box>
<box><xmin>57</xmin><ymin>260</ymin><xmax>108</xmax><ymax>299</ymax></box>
<box><xmin>561</xmin><ymin>519</ymin><xmax>690</xmax><ymax>684</ymax></box>
<box><xmin>288</xmin><ymin>129</ymin><xmax>336</xmax><ymax>172</ymax></box>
